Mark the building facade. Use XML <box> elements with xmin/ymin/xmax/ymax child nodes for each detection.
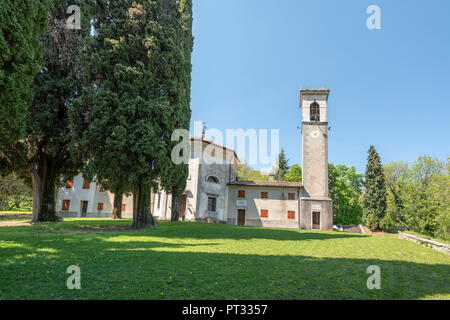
<box><xmin>56</xmin><ymin>88</ymin><xmax>333</xmax><ymax>230</ymax></box>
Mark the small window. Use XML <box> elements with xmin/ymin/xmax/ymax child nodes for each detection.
<box><xmin>207</xmin><ymin>176</ymin><xmax>219</xmax><ymax>183</ymax></box>
<box><xmin>82</xmin><ymin>179</ymin><xmax>90</xmax><ymax>189</ymax></box>
<box><xmin>238</xmin><ymin>190</ymin><xmax>245</xmax><ymax>198</ymax></box>
<box><xmin>121</xmin><ymin>204</ymin><xmax>125</xmax><ymax>212</ymax></box>
<box><xmin>66</xmin><ymin>180</ymin><xmax>73</xmax><ymax>189</ymax></box>
<box><xmin>261</xmin><ymin>192</ymin><xmax>268</xmax><ymax>199</ymax></box>
<box><xmin>207</xmin><ymin>197</ymin><xmax>217</xmax><ymax>212</ymax></box>
<box><xmin>288</xmin><ymin>193</ymin><xmax>295</xmax><ymax>200</ymax></box>
<box><xmin>288</xmin><ymin>211</ymin><xmax>295</xmax><ymax>219</ymax></box>
<box><xmin>97</xmin><ymin>203</ymin><xmax>104</xmax><ymax>211</ymax></box>
<box><xmin>99</xmin><ymin>188</ymin><xmax>105</xmax><ymax>192</ymax></box>
<box><xmin>261</xmin><ymin>209</ymin><xmax>268</xmax><ymax>218</ymax></box>
<box><xmin>310</xmin><ymin>101</ymin><xmax>320</xmax><ymax>121</ymax></box>
<box><xmin>62</xmin><ymin>200</ymin><xmax>70</xmax><ymax>211</ymax></box>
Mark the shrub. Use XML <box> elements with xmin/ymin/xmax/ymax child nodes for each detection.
<box><xmin>380</xmin><ymin>214</ymin><xmax>395</xmax><ymax>233</ymax></box>
<box><xmin>366</xmin><ymin>214</ymin><xmax>380</xmax><ymax>231</ymax></box>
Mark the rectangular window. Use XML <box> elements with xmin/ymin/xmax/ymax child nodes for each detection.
<box><xmin>82</xmin><ymin>179</ymin><xmax>90</xmax><ymax>189</ymax></box>
<box><xmin>261</xmin><ymin>209</ymin><xmax>268</xmax><ymax>218</ymax></box>
<box><xmin>238</xmin><ymin>190</ymin><xmax>245</xmax><ymax>198</ymax></box>
<box><xmin>261</xmin><ymin>192</ymin><xmax>268</xmax><ymax>199</ymax></box>
<box><xmin>65</xmin><ymin>180</ymin><xmax>73</xmax><ymax>189</ymax></box>
<box><xmin>288</xmin><ymin>193</ymin><xmax>295</xmax><ymax>200</ymax></box>
<box><xmin>97</xmin><ymin>203</ymin><xmax>104</xmax><ymax>211</ymax></box>
<box><xmin>62</xmin><ymin>200</ymin><xmax>70</xmax><ymax>211</ymax></box>
<box><xmin>288</xmin><ymin>211</ymin><xmax>295</xmax><ymax>219</ymax></box>
<box><xmin>121</xmin><ymin>204</ymin><xmax>125</xmax><ymax>212</ymax></box>
<box><xmin>207</xmin><ymin>197</ymin><xmax>217</xmax><ymax>212</ymax></box>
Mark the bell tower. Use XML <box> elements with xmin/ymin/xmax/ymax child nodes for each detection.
<box><xmin>299</xmin><ymin>88</ymin><xmax>332</xmax><ymax>230</ymax></box>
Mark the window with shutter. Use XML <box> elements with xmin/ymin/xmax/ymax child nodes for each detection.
<box><xmin>82</xmin><ymin>179</ymin><xmax>90</xmax><ymax>189</ymax></box>
<box><xmin>261</xmin><ymin>209</ymin><xmax>268</xmax><ymax>218</ymax></box>
<box><xmin>238</xmin><ymin>190</ymin><xmax>245</xmax><ymax>198</ymax></box>
<box><xmin>66</xmin><ymin>180</ymin><xmax>73</xmax><ymax>189</ymax></box>
<box><xmin>62</xmin><ymin>200</ymin><xmax>70</xmax><ymax>211</ymax></box>
<box><xmin>261</xmin><ymin>192</ymin><xmax>268</xmax><ymax>199</ymax></box>
<box><xmin>121</xmin><ymin>204</ymin><xmax>125</xmax><ymax>211</ymax></box>
<box><xmin>288</xmin><ymin>211</ymin><xmax>295</xmax><ymax>219</ymax></box>
<box><xmin>288</xmin><ymin>193</ymin><xmax>295</xmax><ymax>200</ymax></box>
<box><xmin>97</xmin><ymin>203</ymin><xmax>104</xmax><ymax>211</ymax></box>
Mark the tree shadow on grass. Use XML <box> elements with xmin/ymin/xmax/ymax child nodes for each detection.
<box><xmin>148</xmin><ymin>221</ymin><xmax>369</xmax><ymax>242</ymax></box>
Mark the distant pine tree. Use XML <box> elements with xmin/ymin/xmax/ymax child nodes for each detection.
<box><xmin>362</xmin><ymin>145</ymin><xmax>387</xmax><ymax>230</ymax></box>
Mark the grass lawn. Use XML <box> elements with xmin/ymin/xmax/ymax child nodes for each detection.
<box><xmin>0</xmin><ymin>211</ymin><xmax>32</xmax><ymax>222</ymax></box>
<box><xmin>0</xmin><ymin>218</ymin><xmax>449</xmax><ymax>300</ymax></box>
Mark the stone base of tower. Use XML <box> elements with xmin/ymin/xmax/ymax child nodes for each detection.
<box><xmin>299</xmin><ymin>197</ymin><xmax>333</xmax><ymax>230</ymax></box>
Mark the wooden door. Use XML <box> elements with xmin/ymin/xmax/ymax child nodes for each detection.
<box><xmin>237</xmin><ymin>209</ymin><xmax>245</xmax><ymax>226</ymax></box>
<box><xmin>312</xmin><ymin>211</ymin><xmax>320</xmax><ymax>229</ymax></box>
<box><xmin>81</xmin><ymin>201</ymin><xmax>88</xmax><ymax>217</ymax></box>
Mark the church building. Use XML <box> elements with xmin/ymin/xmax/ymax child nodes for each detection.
<box><xmin>56</xmin><ymin>88</ymin><xmax>333</xmax><ymax>230</ymax></box>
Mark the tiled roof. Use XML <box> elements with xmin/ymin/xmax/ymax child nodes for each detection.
<box><xmin>190</xmin><ymin>136</ymin><xmax>239</xmax><ymax>162</ymax></box>
<box><xmin>227</xmin><ymin>180</ymin><xmax>303</xmax><ymax>188</ymax></box>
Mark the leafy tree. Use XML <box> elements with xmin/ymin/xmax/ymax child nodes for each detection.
<box><xmin>71</xmin><ymin>0</ymin><xmax>193</xmax><ymax>229</ymax></box>
<box><xmin>0</xmin><ymin>1</ymin><xmax>85</xmax><ymax>222</ymax></box>
<box><xmin>403</xmin><ymin>156</ymin><xmax>447</xmax><ymax>238</ymax></box>
<box><xmin>285</xmin><ymin>164</ymin><xmax>302</xmax><ymax>182</ymax></box>
<box><xmin>362</xmin><ymin>146</ymin><xmax>387</xmax><ymax>230</ymax></box>
<box><xmin>384</xmin><ymin>161</ymin><xmax>408</xmax><ymax>224</ymax></box>
<box><xmin>0</xmin><ymin>0</ymin><xmax>51</xmax><ymax>148</ymax></box>
<box><xmin>328</xmin><ymin>164</ymin><xmax>363</xmax><ymax>225</ymax></box>
<box><xmin>237</xmin><ymin>163</ymin><xmax>269</xmax><ymax>181</ymax></box>
<box><xmin>383</xmin><ymin>155</ymin><xmax>449</xmax><ymax>240</ymax></box>
<box><xmin>0</xmin><ymin>174</ymin><xmax>32</xmax><ymax>211</ymax></box>
<box><xmin>274</xmin><ymin>148</ymin><xmax>290</xmax><ymax>181</ymax></box>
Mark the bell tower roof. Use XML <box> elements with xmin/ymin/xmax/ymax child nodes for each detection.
<box><xmin>299</xmin><ymin>87</ymin><xmax>330</xmax><ymax>109</ymax></box>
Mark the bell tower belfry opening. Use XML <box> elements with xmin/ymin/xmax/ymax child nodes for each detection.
<box><xmin>299</xmin><ymin>88</ymin><xmax>333</xmax><ymax>230</ymax></box>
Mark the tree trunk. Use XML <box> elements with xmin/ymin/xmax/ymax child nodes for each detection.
<box><xmin>30</xmin><ymin>158</ymin><xmax>47</xmax><ymax>222</ymax></box>
<box><xmin>112</xmin><ymin>193</ymin><xmax>123</xmax><ymax>219</ymax></box>
<box><xmin>132</xmin><ymin>182</ymin><xmax>156</xmax><ymax>229</ymax></box>
<box><xmin>39</xmin><ymin>160</ymin><xmax>59</xmax><ymax>222</ymax></box>
<box><xmin>171</xmin><ymin>193</ymin><xmax>179</xmax><ymax>221</ymax></box>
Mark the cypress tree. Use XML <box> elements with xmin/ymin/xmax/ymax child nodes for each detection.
<box><xmin>71</xmin><ymin>0</ymin><xmax>193</xmax><ymax>229</ymax></box>
<box><xmin>159</xmin><ymin>0</ymin><xmax>193</xmax><ymax>222</ymax></box>
<box><xmin>274</xmin><ymin>148</ymin><xmax>290</xmax><ymax>181</ymax></box>
<box><xmin>0</xmin><ymin>0</ymin><xmax>51</xmax><ymax>148</ymax></box>
<box><xmin>362</xmin><ymin>145</ymin><xmax>387</xmax><ymax>230</ymax></box>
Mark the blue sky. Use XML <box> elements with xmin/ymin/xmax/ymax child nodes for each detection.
<box><xmin>189</xmin><ymin>0</ymin><xmax>450</xmax><ymax>173</ymax></box>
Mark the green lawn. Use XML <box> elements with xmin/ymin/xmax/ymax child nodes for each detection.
<box><xmin>0</xmin><ymin>218</ymin><xmax>449</xmax><ymax>300</ymax></box>
<box><xmin>0</xmin><ymin>211</ymin><xmax>31</xmax><ymax>221</ymax></box>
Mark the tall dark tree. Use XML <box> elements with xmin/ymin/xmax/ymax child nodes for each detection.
<box><xmin>160</xmin><ymin>0</ymin><xmax>193</xmax><ymax>222</ymax></box>
<box><xmin>0</xmin><ymin>0</ymin><xmax>86</xmax><ymax>222</ymax></box>
<box><xmin>362</xmin><ymin>145</ymin><xmax>387</xmax><ymax>230</ymax></box>
<box><xmin>71</xmin><ymin>0</ymin><xmax>193</xmax><ymax>229</ymax></box>
<box><xmin>274</xmin><ymin>148</ymin><xmax>290</xmax><ymax>181</ymax></box>
<box><xmin>0</xmin><ymin>0</ymin><xmax>51</xmax><ymax>148</ymax></box>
